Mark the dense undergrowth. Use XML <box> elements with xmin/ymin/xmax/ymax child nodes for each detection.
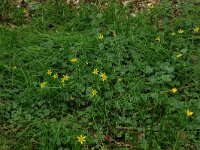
<box><xmin>1</xmin><ymin>0</ymin><xmax>200</xmax><ymax>149</ymax></box>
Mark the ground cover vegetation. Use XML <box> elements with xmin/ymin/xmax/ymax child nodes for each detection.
<box><xmin>0</xmin><ymin>0</ymin><xmax>200</xmax><ymax>149</ymax></box>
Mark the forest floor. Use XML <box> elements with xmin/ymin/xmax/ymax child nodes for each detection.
<box><xmin>1</xmin><ymin>0</ymin><xmax>200</xmax><ymax>149</ymax></box>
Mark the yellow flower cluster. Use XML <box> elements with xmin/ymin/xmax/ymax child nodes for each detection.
<box><xmin>92</xmin><ymin>69</ymin><xmax>107</xmax><ymax>81</ymax></box>
<box><xmin>46</xmin><ymin>69</ymin><xmax>70</xmax><ymax>87</ymax></box>
<box><xmin>47</xmin><ymin>69</ymin><xmax>58</xmax><ymax>79</ymax></box>
<box><xmin>170</xmin><ymin>87</ymin><xmax>194</xmax><ymax>117</ymax></box>
<box><xmin>91</xmin><ymin>69</ymin><xmax>108</xmax><ymax>96</ymax></box>
<box><xmin>168</xmin><ymin>26</ymin><xmax>197</xmax><ymax>118</ymax></box>
<box><xmin>44</xmin><ymin>64</ymin><xmax>107</xmax><ymax>93</ymax></box>
<box><xmin>171</xmin><ymin>26</ymin><xmax>199</xmax><ymax>36</ymax></box>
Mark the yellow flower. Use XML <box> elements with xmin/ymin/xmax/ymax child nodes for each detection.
<box><xmin>118</xmin><ymin>78</ymin><xmax>122</xmax><ymax>82</ymax></box>
<box><xmin>40</xmin><ymin>82</ymin><xmax>47</xmax><ymax>89</ymax></box>
<box><xmin>61</xmin><ymin>78</ymin><xmax>65</xmax><ymax>83</ymax></box>
<box><xmin>62</xmin><ymin>74</ymin><xmax>69</xmax><ymax>81</ymax></box>
<box><xmin>61</xmin><ymin>78</ymin><xmax>65</xmax><ymax>86</ymax></box>
<box><xmin>47</xmin><ymin>69</ymin><xmax>52</xmax><ymax>75</ymax></box>
<box><xmin>194</xmin><ymin>27</ymin><xmax>199</xmax><ymax>32</ymax></box>
<box><xmin>178</xmin><ymin>29</ymin><xmax>184</xmax><ymax>34</ymax></box>
<box><xmin>171</xmin><ymin>87</ymin><xmax>177</xmax><ymax>93</ymax></box>
<box><xmin>23</xmin><ymin>9</ymin><xmax>28</xmax><ymax>13</ymax></box>
<box><xmin>92</xmin><ymin>89</ymin><xmax>98</xmax><ymax>96</ymax></box>
<box><xmin>77</xmin><ymin>135</ymin><xmax>86</xmax><ymax>144</ymax></box>
<box><xmin>155</xmin><ymin>36</ymin><xmax>160</xmax><ymax>42</ymax></box>
<box><xmin>171</xmin><ymin>32</ymin><xmax>176</xmax><ymax>36</ymax></box>
<box><xmin>100</xmin><ymin>73</ymin><xmax>107</xmax><ymax>81</ymax></box>
<box><xmin>176</xmin><ymin>53</ymin><xmax>183</xmax><ymax>58</ymax></box>
<box><xmin>70</xmin><ymin>58</ymin><xmax>77</xmax><ymax>63</ymax></box>
<box><xmin>52</xmin><ymin>73</ymin><xmax>58</xmax><ymax>79</ymax></box>
<box><xmin>149</xmin><ymin>5</ymin><xmax>155</xmax><ymax>9</ymax></box>
<box><xmin>186</xmin><ymin>110</ymin><xmax>193</xmax><ymax>117</ymax></box>
<box><xmin>92</xmin><ymin>69</ymin><xmax>99</xmax><ymax>75</ymax></box>
<box><xmin>98</xmin><ymin>34</ymin><xmax>104</xmax><ymax>41</ymax></box>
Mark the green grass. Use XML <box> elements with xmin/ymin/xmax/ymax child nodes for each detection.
<box><xmin>1</xmin><ymin>0</ymin><xmax>200</xmax><ymax>149</ymax></box>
